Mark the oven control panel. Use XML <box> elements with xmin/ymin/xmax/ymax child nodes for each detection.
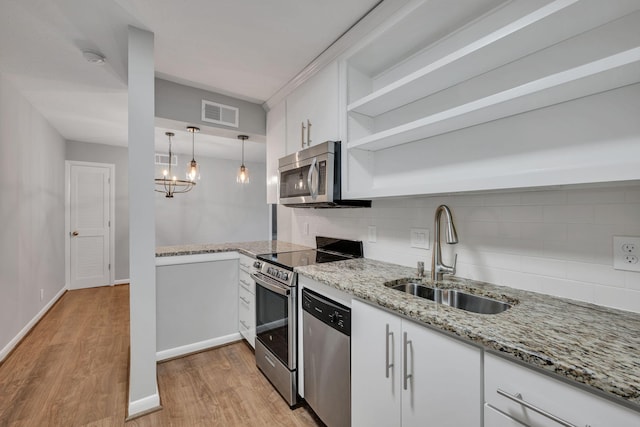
<box><xmin>258</xmin><ymin>262</ymin><xmax>294</xmax><ymax>287</ymax></box>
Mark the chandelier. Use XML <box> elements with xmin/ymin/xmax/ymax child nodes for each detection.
<box><xmin>237</xmin><ymin>134</ymin><xmax>250</xmax><ymax>184</ymax></box>
<box><xmin>155</xmin><ymin>126</ymin><xmax>200</xmax><ymax>198</ymax></box>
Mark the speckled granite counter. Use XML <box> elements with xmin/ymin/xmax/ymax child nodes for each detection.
<box><xmin>295</xmin><ymin>258</ymin><xmax>640</xmax><ymax>409</ymax></box>
<box><xmin>155</xmin><ymin>240</ymin><xmax>311</xmax><ymax>258</ymax></box>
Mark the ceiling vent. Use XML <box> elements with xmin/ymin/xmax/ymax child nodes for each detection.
<box><xmin>155</xmin><ymin>153</ymin><xmax>177</xmax><ymax>166</ymax></box>
<box><xmin>202</xmin><ymin>100</ymin><xmax>239</xmax><ymax>128</ymax></box>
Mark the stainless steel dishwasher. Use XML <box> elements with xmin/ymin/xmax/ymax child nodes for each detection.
<box><xmin>302</xmin><ymin>288</ymin><xmax>351</xmax><ymax>427</ymax></box>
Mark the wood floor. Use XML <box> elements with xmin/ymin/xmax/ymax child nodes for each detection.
<box><xmin>0</xmin><ymin>285</ymin><xmax>322</xmax><ymax>427</ymax></box>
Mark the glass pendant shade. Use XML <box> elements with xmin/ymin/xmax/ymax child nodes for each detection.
<box><xmin>237</xmin><ymin>164</ymin><xmax>250</xmax><ymax>184</ymax></box>
<box><xmin>236</xmin><ymin>135</ymin><xmax>250</xmax><ymax>184</ymax></box>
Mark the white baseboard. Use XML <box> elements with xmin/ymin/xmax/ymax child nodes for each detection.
<box><xmin>156</xmin><ymin>333</ymin><xmax>242</xmax><ymax>361</ymax></box>
<box><xmin>128</xmin><ymin>390</ymin><xmax>160</xmax><ymax>418</ymax></box>
<box><xmin>114</xmin><ymin>278</ymin><xmax>130</xmax><ymax>285</ymax></box>
<box><xmin>0</xmin><ymin>285</ymin><xmax>67</xmax><ymax>362</ymax></box>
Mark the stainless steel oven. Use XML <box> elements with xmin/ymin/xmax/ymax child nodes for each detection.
<box><xmin>253</xmin><ymin>237</ymin><xmax>364</xmax><ymax>408</ymax></box>
<box><xmin>252</xmin><ymin>265</ymin><xmax>298</xmax><ymax>406</ymax></box>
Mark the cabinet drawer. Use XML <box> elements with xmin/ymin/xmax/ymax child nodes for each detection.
<box><xmin>239</xmin><ymin>270</ymin><xmax>254</xmax><ymax>294</ymax></box>
<box><xmin>238</xmin><ymin>286</ymin><xmax>255</xmax><ymax>348</ymax></box>
<box><xmin>239</xmin><ymin>254</ymin><xmax>253</xmax><ymax>273</ymax></box>
<box><xmin>485</xmin><ymin>353</ymin><xmax>640</xmax><ymax>427</ymax></box>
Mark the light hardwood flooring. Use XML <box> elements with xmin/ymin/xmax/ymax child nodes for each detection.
<box><xmin>0</xmin><ymin>285</ymin><xmax>322</xmax><ymax>427</ymax></box>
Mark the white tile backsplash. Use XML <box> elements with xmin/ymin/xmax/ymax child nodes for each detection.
<box><xmin>285</xmin><ymin>185</ymin><xmax>640</xmax><ymax>313</ymax></box>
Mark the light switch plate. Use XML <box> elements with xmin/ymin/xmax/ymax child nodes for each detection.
<box><xmin>410</xmin><ymin>228</ymin><xmax>430</xmax><ymax>249</ymax></box>
<box><xmin>613</xmin><ymin>236</ymin><xmax>640</xmax><ymax>272</ymax></box>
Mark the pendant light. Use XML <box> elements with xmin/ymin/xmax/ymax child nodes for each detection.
<box><xmin>186</xmin><ymin>126</ymin><xmax>200</xmax><ymax>181</ymax></box>
<box><xmin>154</xmin><ymin>128</ymin><xmax>199</xmax><ymax>198</ymax></box>
<box><xmin>237</xmin><ymin>135</ymin><xmax>250</xmax><ymax>184</ymax></box>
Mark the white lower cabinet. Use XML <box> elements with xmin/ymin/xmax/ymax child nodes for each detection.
<box><xmin>238</xmin><ymin>254</ymin><xmax>255</xmax><ymax>348</ymax></box>
<box><xmin>485</xmin><ymin>353</ymin><xmax>640</xmax><ymax>427</ymax></box>
<box><xmin>351</xmin><ymin>300</ymin><xmax>481</xmax><ymax>427</ymax></box>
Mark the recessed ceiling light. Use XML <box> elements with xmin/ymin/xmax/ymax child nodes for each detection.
<box><xmin>82</xmin><ymin>50</ymin><xmax>106</xmax><ymax>64</ymax></box>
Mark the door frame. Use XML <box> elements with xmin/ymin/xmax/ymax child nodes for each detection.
<box><xmin>65</xmin><ymin>160</ymin><xmax>116</xmax><ymax>289</ymax></box>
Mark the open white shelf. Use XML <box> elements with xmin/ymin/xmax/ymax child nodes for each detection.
<box><xmin>347</xmin><ymin>48</ymin><xmax>640</xmax><ymax>152</ymax></box>
<box><xmin>347</xmin><ymin>0</ymin><xmax>640</xmax><ymax>118</ymax></box>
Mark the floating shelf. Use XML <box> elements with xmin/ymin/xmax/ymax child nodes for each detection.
<box><xmin>347</xmin><ymin>48</ymin><xmax>640</xmax><ymax>152</ymax></box>
<box><xmin>347</xmin><ymin>0</ymin><xmax>640</xmax><ymax>118</ymax></box>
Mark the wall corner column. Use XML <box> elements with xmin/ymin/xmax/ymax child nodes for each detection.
<box><xmin>127</xmin><ymin>26</ymin><xmax>159</xmax><ymax>417</ymax></box>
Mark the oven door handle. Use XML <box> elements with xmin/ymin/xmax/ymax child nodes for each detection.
<box><xmin>251</xmin><ymin>273</ymin><xmax>290</xmax><ymax>297</ymax></box>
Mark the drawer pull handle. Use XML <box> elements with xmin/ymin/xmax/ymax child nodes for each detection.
<box><xmin>239</xmin><ymin>320</ymin><xmax>249</xmax><ymax>329</ymax></box>
<box><xmin>385</xmin><ymin>324</ymin><xmax>394</xmax><ymax>378</ymax></box>
<box><xmin>239</xmin><ymin>296</ymin><xmax>250</xmax><ymax>304</ymax></box>
<box><xmin>496</xmin><ymin>389</ymin><xmax>578</xmax><ymax>427</ymax></box>
<box><xmin>240</xmin><ymin>279</ymin><xmax>252</xmax><ymax>288</ymax></box>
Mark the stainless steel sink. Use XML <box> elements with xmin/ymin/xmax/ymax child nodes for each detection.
<box><xmin>389</xmin><ymin>283</ymin><xmax>511</xmax><ymax>314</ymax></box>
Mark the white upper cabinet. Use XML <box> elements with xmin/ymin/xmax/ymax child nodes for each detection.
<box><xmin>266</xmin><ymin>99</ymin><xmax>286</xmax><ymax>204</ymax></box>
<box><xmin>340</xmin><ymin>0</ymin><xmax>640</xmax><ymax>198</ymax></box>
<box><xmin>285</xmin><ymin>61</ymin><xmax>340</xmax><ymax>153</ymax></box>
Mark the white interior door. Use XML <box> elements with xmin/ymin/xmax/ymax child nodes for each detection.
<box><xmin>69</xmin><ymin>164</ymin><xmax>111</xmax><ymax>289</ymax></box>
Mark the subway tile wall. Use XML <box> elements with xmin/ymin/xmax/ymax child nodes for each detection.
<box><xmin>288</xmin><ymin>185</ymin><xmax>640</xmax><ymax>313</ymax></box>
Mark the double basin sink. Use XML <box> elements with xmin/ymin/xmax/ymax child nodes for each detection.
<box><xmin>387</xmin><ymin>281</ymin><xmax>512</xmax><ymax>315</ymax></box>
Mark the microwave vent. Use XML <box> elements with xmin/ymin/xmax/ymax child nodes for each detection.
<box><xmin>202</xmin><ymin>100</ymin><xmax>239</xmax><ymax>128</ymax></box>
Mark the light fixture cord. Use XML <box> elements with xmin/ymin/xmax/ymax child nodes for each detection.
<box><xmin>241</xmin><ymin>138</ymin><xmax>245</xmax><ymax>166</ymax></box>
<box><xmin>191</xmin><ymin>130</ymin><xmax>195</xmax><ymax>162</ymax></box>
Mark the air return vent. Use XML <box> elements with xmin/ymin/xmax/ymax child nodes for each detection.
<box><xmin>155</xmin><ymin>153</ymin><xmax>177</xmax><ymax>166</ymax></box>
<box><xmin>202</xmin><ymin>100</ymin><xmax>239</xmax><ymax>128</ymax></box>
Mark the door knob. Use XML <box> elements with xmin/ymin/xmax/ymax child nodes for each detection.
<box><xmin>72</xmin><ymin>231</ymin><xmax>79</xmax><ymax>236</ymax></box>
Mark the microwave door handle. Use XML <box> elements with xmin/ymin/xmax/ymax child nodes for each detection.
<box><xmin>307</xmin><ymin>157</ymin><xmax>318</xmax><ymax>200</ymax></box>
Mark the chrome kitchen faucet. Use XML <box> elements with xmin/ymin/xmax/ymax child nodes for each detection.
<box><xmin>431</xmin><ymin>205</ymin><xmax>458</xmax><ymax>281</ymax></box>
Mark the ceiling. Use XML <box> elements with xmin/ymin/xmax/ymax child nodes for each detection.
<box><xmin>0</xmin><ymin>0</ymin><xmax>381</xmax><ymax>159</ymax></box>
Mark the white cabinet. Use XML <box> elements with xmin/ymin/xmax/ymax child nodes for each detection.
<box><xmin>341</xmin><ymin>0</ymin><xmax>640</xmax><ymax>199</ymax></box>
<box><xmin>485</xmin><ymin>352</ymin><xmax>640</xmax><ymax>427</ymax></box>
<box><xmin>238</xmin><ymin>254</ymin><xmax>256</xmax><ymax>348</ymax></box>
<box><xmin>285</xmin><ymin>61</ymin><xmax>339</xmax><ymax>153</ymax></box>
<box><xmin>351</xmin><ymin>299</ymin><xmax>481</xmax><ymax>427</ymax></box>
<box><xmin>266</xmin><ymin>99</ymin><xmax>286</xmax><ymax>204</ymax></box>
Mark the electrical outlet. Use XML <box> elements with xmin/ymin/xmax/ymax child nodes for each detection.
<box><xmin>410</xmin><ymin>228</ymin><xmax>430</xmax><ymax>249</ymax></box>
<box><xmin>613</xmin><ymin>236</ymin><xmax>640</xmax><ymax>272</ymax></box>
<box><xmin>304</xmin><ymin>222</ymin><xmax>309</xmax><ymax>236</ymax></box>
<box><xmin>624</xmin><ymin>255</ymin><xmax>639</xmax><ymax>264</ymax></box>
<box><xmin>40</xmin><ymin>289</ymin><xmax>44</xmax><ymax>301</ymax></box>
<box><xmin>368</xmin><ymin>226</ymin><xmax>377</xmax><ymax>243</ymax></box>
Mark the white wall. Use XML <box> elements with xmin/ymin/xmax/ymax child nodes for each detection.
<box><xmin>0</xmin><ymin>74</ymin><xmax>66</xmax><ymax>359</ymax></box>
<box><xmin>65</xmin><ymin>141</ymin><xmax>129</xmax><ymax>282</ymax></box>
<box><xmin>286</xmin><ymin>184</ymin><xmax>640</xmax><ymax>313</ymax></box>
<box><xmin>155</xmin><ymin>156</ymin><xmax>269</xmax><ymax>246</ymax></box>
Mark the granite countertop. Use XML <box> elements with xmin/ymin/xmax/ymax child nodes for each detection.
<box><xmin>155</xmin><ymin>240</ymin><xmax>311</xmax><ymax>258</ymax></box>
<box><xmin>295</xmin><ymin>258</ymin><xmax>640</xmax><ymax>409</ymax></box>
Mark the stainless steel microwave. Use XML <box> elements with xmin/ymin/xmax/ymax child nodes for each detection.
<box><xmin>278</xmin><ymin>141</ymin><xmax>370</xmax><ymax>208</ymax></box>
